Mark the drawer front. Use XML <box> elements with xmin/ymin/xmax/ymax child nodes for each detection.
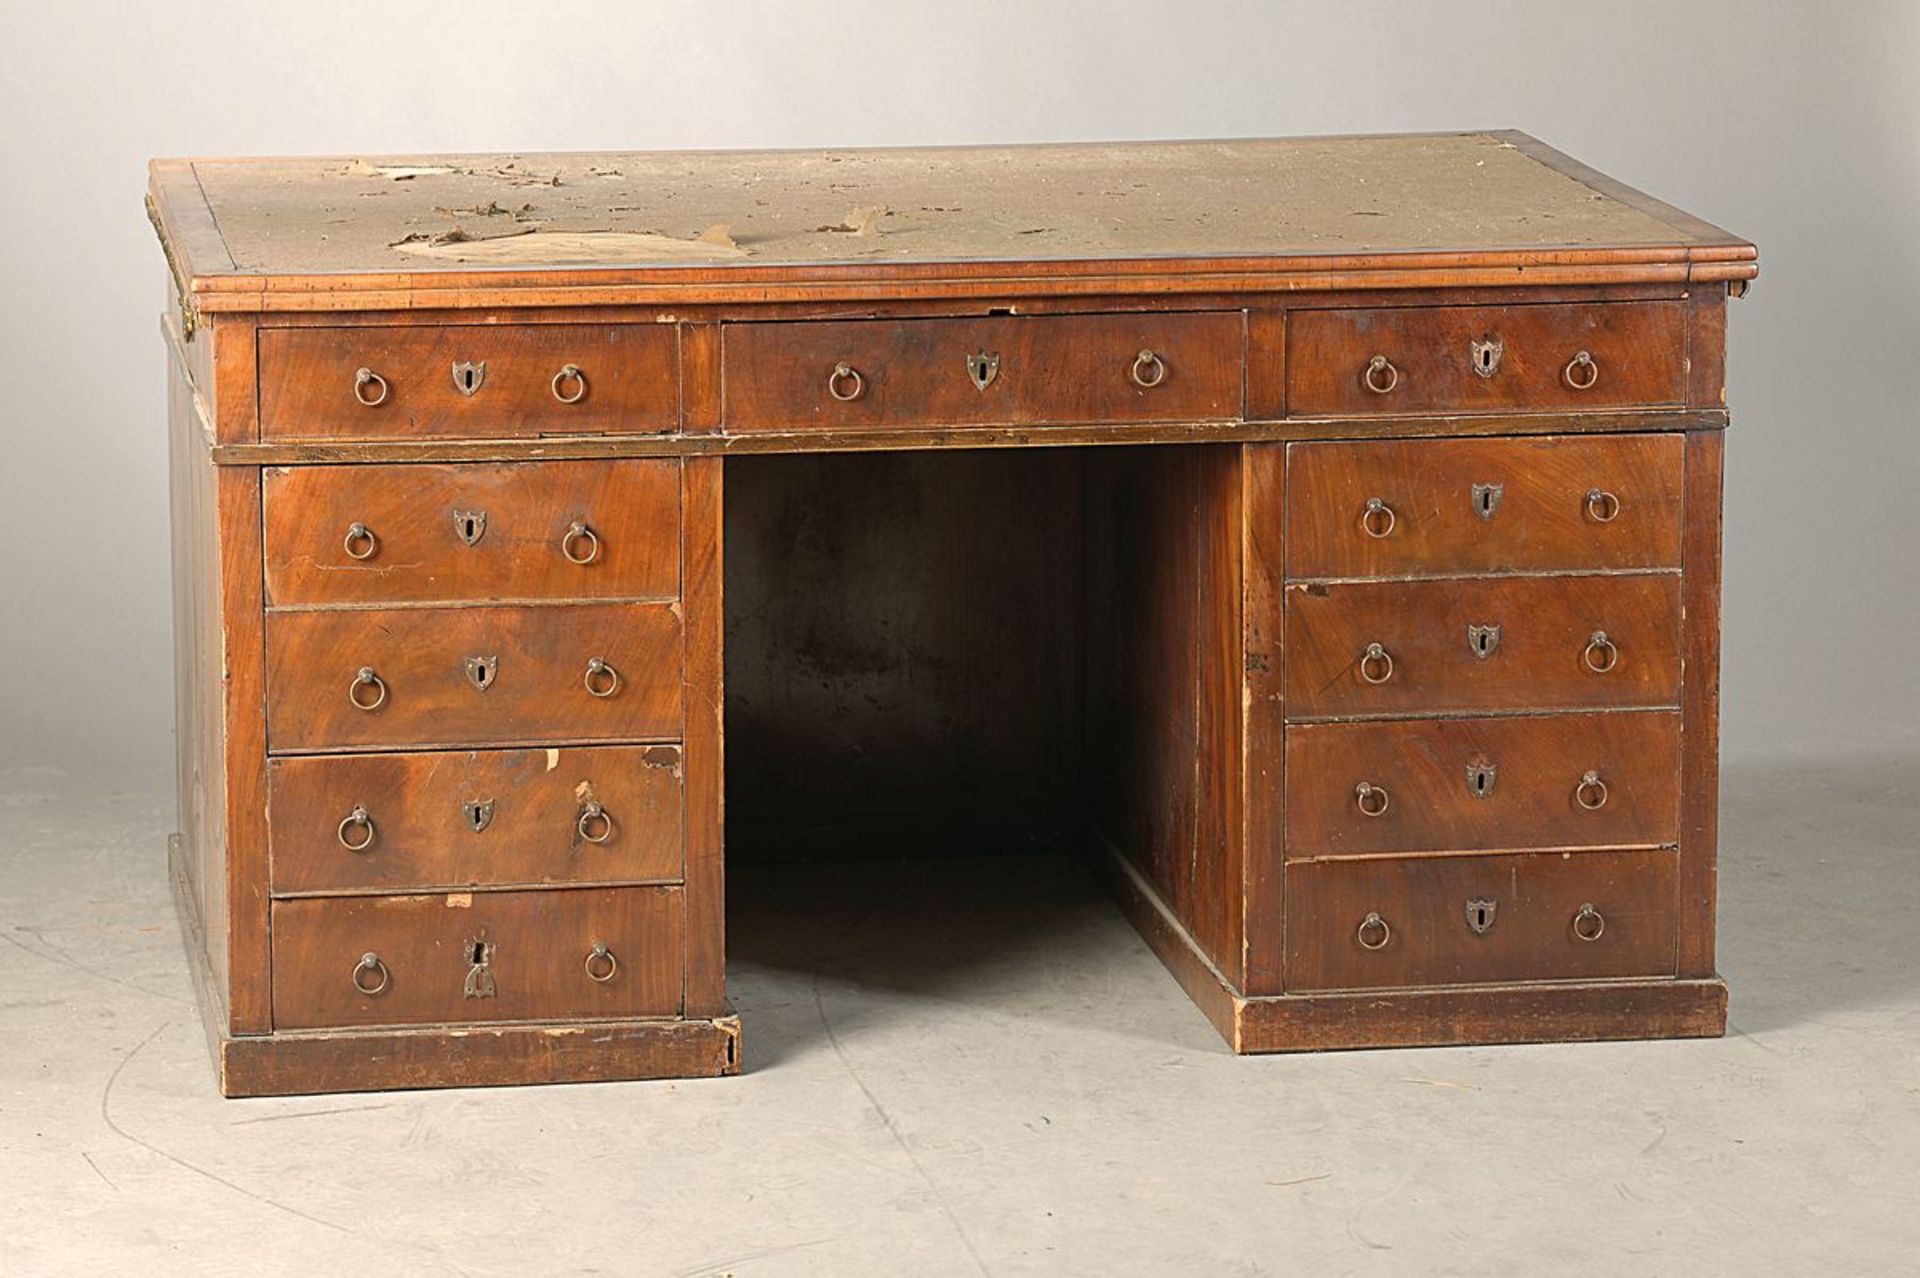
<box><xmin>259</xmin><ymin>324</ymin><xmax>679</xmax><ymax>441</ymax></box>
<box><xmin>265</xmin><ymin>460</ymin><xmax>682</xmax><ymax>607</ymax></box>
<box><xmin>722</xmin><ymin>312</ymin><xmax>1243</xmax><ymax>432</ymax></box>
<box><xmin>1285</xmin><ymin>711</ymin><xmax>1681</xmax><ymax>859</ymax></box>
<box><xmin>1285</xmin><ymin>434</ymin><xmax>1684</xmax><ymax>579</ymax></box>
<box><xmin>1286</xmin><ymin>849</ymin><xmax>1678</xmax><ymax>992</ymax></box>
<box><xmin>269</xmin><ymin>745</ymin><xmax>684</xmax><ymax>895</ymax></box>
<box><xmin>265</xmin><ymin>603</ymin><xmax>683</xmax><ymax>753</ymax></box>
<box><xmin>271</xmin><ymin>886</ymin><xmax>683</xmax><ymax>1029</ymax></box>
<box><xmin>1287</xmin><ymin>302</ymin><xmax>1686</xmax><ymax>417</ymax></box>
<box><xmin>1285</xmin><ymin>574</ymin><xmax>1681</xmax><ymax>720</ymax></box>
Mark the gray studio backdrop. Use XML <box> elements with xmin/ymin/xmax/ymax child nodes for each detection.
<box><xmin>1</xmin><ymin>0</ymin><xmax>1915</xmax><ymax>792</ymax></box>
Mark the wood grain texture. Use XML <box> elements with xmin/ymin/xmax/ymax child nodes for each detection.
<box><xmin>1284</xmin><ymin>433</ymin><xmax>1684</xmax><ymax>579</ymax></box>
<box><xmin>263</xmin><ymin>459</ymin><xmax>681</xmax><ymax>606</ymax></box>
<box><xmin>722</xmin><ymin>312</ymin><xmax>1244</xmax><ymax>432</ymax></box>
<box><xmin>1284</xmin><ymin>573</ymin><xmax>1682</xmax><ymax>720</ymax></box>
<box><xmin>271</xmin><ymin>886</ymin><xmax>684</xmax><ymax>1030</ymax></box>
<box><xmin>1083</xmin><ymin>446</ymin><xmax>1245</xmax><ymax>980</ymax></box>
<box><xmin>259</xmin><ymin>323</ymin><xmax>678</xmax><ymax>440</ymax></box>
<box><xmin>1284</xmin><ymin>710</ymin><xmax>1681</xmax><ymax>858</ymax></box>
<box><xmin>217</xmin><ymin>1015</ymin><xmax>740</xmax><ymax>1097</ymax></box>
<box><xmin>1678</xmin><ymin>429</ymin><xmax>1725</xmax><ymax>977</ymax></box>
<box><xmin>1240</xmin><ymin>444</ymin><xmax>1289</xmax><ymax>994</ymax></box>
<box><xmin>1287</xmin><ymin>302</ymin><xmax>1687</xmax><ymax>416</ymax></box>
<box><xmin>264</xmin><ymin>602</ymin><xmax>684</xmax><ymax>752</ymax></box>
<box><xmin>1284</xmin><ymin>848</ymin><xmax>1678</xmax><ymax>992</ymax></box>
<box><xmin>1233</xmin><ymin>977</ymin><xmax>1725</xmax><ymax>1053</ymax></box>
<box><xmin>217</xmin><ymin>466</ymin><xmax>271</xmax><ymax>1033</ymax></box>
<box><xmin>680</xmin><ymin>457</ymin><xmax>727</xmax><ymax>1016</ymax></box>
<box><xmin>268</xmin><ymin>745</ymin><xmax>685</xmax><ymax>895</ymax></box>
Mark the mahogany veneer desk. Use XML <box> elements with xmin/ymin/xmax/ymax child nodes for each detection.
<box><xmin>149</xmin><ymin>132</ymin><xmax>1754</xmax><ymax>1096</ymax></box>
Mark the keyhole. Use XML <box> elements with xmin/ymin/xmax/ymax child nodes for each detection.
<box><xmin>1474</xmin><ymin>770</ymin><xmax>1490</xmax><ymax>796</ymax></box>
<box><xmin>472</xmin><ymin>942</ymin><xmax>487</xmax><ymax>964</ymax></box>
<box><xmin>1476</xmin><ymin>630</ymin><xmax>1493</xmax><ymax>656</ymax></box>
<box><xmin>468</xmin><ymin>808</ymin><xmax>485</xmax><ymax>831</ymax></box>
<box><xmin>460</xmin><ymin>367</ymin><xmax>477</xmax><ymax>392</ymax></box>
<box><xmin>1478</xmin><ymin>347</ymin><xmax>1493</xmax><ymax>373</ymax></box>
<box><xmin>472</xmin><ymin>665</ymin><xmax>489</xmax><ymax>689</ymax></box>
<box><xmin>1479</xmin><ymin>489</ymin><xmax>1495</xmax><ymax>516</ymax></box>
<box><xmin>463</xmin><ymin>515</ymin><xmax>479</xmax><ymax>541</ymax></box>
<box><xmin>1473</xmin><ymin>905</ymin><xmax>1489</xmax><ymax>927</ymax></box>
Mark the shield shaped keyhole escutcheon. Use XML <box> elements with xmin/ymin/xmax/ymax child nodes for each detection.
<box><xmin>1470</xmin><ymin>336</ymin><xmax>1503</xmax><ymax>379</ymax></box>
<box><xmin>966</xmin><ymin>351</ymin><xmax>1001</xmax><ymax>392</ymax></box>
<box><xmin>1469</xmin><ymin>624</ymin><xmax>1502</xmax><ymax>660</ymax></box>
<box><xmin>1465</xmin><ymin>898</ymin><xmax>1498</xmax><ymax>935</ymax></box>
<box><xmin>452</xmin><ymin>360</ymin><xmax>487</xmax><ymax>396</ymax></box>
<box><xmin>1472</xmin><ymin>483</ymin><xmax>1504</xmax><ymax>519</ymax></box>
<box><xmin>1467</xmin><ymin>759</ymin><xmax>1498</xmax><ymax>799</ymax></box>
<box><xmin>465</xmin><ymin>655</ymin><xmax>498</xmax><ymax>692</ymax></box>
<box><xmin>453</xmin><ymin>509</ymin><xmax>487</xmax><ymax>546</ymax></box>
<box><xmin>462</xmin><ymin>799</ymin><xmax>495</xmax><ymax>833</ymax></box>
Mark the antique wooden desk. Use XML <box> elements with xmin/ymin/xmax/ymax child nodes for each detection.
<box><xmin>149</xmin><ymin>132</ymin><xmax>1754</xmax><ymax>1096</ymax></box>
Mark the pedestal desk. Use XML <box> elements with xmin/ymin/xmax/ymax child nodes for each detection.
<box><xmin>149</xmin><ymin>132</ymin><xmax>1755</xmax><ymax>1096</ymax></box>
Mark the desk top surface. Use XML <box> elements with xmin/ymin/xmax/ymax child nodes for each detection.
<box><xmin>148</xmin><ymin>131</ymin><xmax>1754</xmax><ymax>312</ymax></box>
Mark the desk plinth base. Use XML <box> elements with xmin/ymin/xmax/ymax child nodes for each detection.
<box><xmin>1092</xmin><ymin>838</ymin><xmax>1727</xmax><ymax>1054</ymax></box>
<box><xmin>169</xmin><ymin>836</ymin><xmax>741</xmax><ymax>1098</ymax></box>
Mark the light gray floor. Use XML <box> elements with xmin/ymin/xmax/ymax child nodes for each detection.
<box><xmin>1</xmin><ymin>757</ymin><xmax>1915</xmax><ymax>1277</ymax></box>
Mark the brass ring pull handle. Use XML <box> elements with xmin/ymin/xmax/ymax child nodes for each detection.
<box><xmin>827</xmin><ymin>362</ymin><xmax>865</xmax><ymax>402</ymax></box>
<box><xmin>1356</xmin><ymin>912</ymin><xmax>1392</xmax><ymax>951</ymax></box>
<box><xmin>1355</xmin><ymin>782</ymin><xmax>1390</xmax><ymax>818</ymax></box>
<box><xmin>1359</xmin><ymin>642</ymin><xmax>1395</xmax><ymax>685</ymax></box>
<box><xmin>1564</xmin><ymin>350</ymin><xmax>1599</xmax><ymax>391</ymax></box>
<box><xmin>584</xmin><ymin>942</ymin><xmax>619</xmax><ymax>983</ymax></box>
<box><xmin>1361</xmin><ymin>497</ymin><xmax>1397</xmax><ymax>539</ymax></box>
<box><xmin>583</xmin><ymin>657</ymin><xmax>621</xmax><ymax>698</ymax></box>
<box><xmin>1583</xmin><ymin>630</ymin><xmax>1619</xmax><ymax>674</ymax></box>
<box><xmin>1130</xmin><ymin>348</ymin><xmax>1167</xmax><ymax>388</ymax></box>
<box><xmin>1585</xmin><ymin>488</ymin><xmax>1621</xmax><ymax>523</ymax></box>
<box><xmin>343</xmin><ymin>522</ymin><xmax>379</xmax><ymax>560</ymax></box>
<box><xmin>352</xmin><ymin>951</ymin><xmax>390</xmax><ymax>995</ymax></box>
<box><xmin>336</xmin><ymin>804</ymin><xmax>376</xmax><ymax>851</ymax></box>
<box><xmin>1575</xmin><ymin>770</ymin><xmax>1610</xmax><ymax>811</ymax></box>
<box><xmin>551</xmin><ymin>363</ymin><xmax>588</xmax><ymax>404</ymax></box>
<box><xmin>1571</xmin><ymin>902</ymin><xmax>1607</xmax><ymax>942</ymax></box>
<box><xmin>353</xmin><ymin>367</ymin><xmax>389</xmax><ymax>407</ymax></box>
<box><xmin>1362</xmin><ymin>354</ymin><xmax>1399</xmax><ymax>395</ymax></box>
<box><xmin>348</xmin><ymin>666</ymin><xmax>388</xmax><ymax>711</ymax></box>
<box><xmin>561</xmin><ymin>521</ymin><xmax>601</xmax><ymax>565</ymax></box>
<box><xmin>577</xmin><ymin>801</ymin><xmax>614</xmax><ymax>845</ymax></box>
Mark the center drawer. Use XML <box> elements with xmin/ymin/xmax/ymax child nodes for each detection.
<box><xmin>721</xmin><ymin>312</ymin><xmax>1244</xmax><ymax>432</ymax></box>
<box><xmin>271</xmin><ymin>886</ymin><xmax>684</xmax><ymax>1030</ymax></box>
<box><xmin>268</xmin><ymin>745</ymin><xmax>685</xmax><ymax>895</ymax></box>
<box><xmin>264</xmin><ymin>603</ymin><xmax>684</xmax><ymax>753</ymax></box>
<box><xmin>264</xmin><ymin>460</ymin><xmax>682</xmax><ymax>607</ymax></box>
<box><xmin>1284</xmin><ymin>573</ymin><xmax>1681</xmax><ymax>720</ymax></box>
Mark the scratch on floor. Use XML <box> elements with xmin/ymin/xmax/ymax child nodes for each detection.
<box><xmin>812</xmin><ymin>900</ymin><xmax>993</xmax><ymax>1277</ymax></box>
<box><xmin>0</xmin><ymin>927</ymin><xmax>192</xmax><ymax>1006</ymax></box>
<box><xmin>80</xmin><ymin>1151</ymin><xmax>118</xmax><ymax>1191</ymax></box>
<box><xmin>229</xmin><ymin>1102</ymin><xmax>400</xmax><ymax>1125</ymax></box>
<box><xmin>100</xmin><ymin>1021</ymin><xmax>349</xmax><ymax>1232</ymax></box>
<box><xmin>673</xmin><ymin>1237</ymin><xmax>834</xmax><ymax>1278</ymax></box>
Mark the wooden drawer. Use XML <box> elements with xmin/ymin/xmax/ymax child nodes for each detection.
<box><xmin>1285</xmin><ymin>573</ymin><xmax>1681</xmax><ymax>720</ymax></box>
<box><xmin>1286</xmin><ymin>302</ymin><xmax>1687</xmax><ymax>417</ymax></box>
<box><xmin>258</xmin><ymin>324</ymin><xmax>680</xmax><ymax>441</ymax></box>
<box><xmin>1285</xmin><ymin>434</ymin><xmax>1684</xmax><ymax>579</ymax></box>
<box><xmin>1286</xmin><ymin>849</ymin><xmax>1678</xmax><ymax>992</ymax></box>
<box><xmin>722</xmin><ymin>312</ymin><xmax>1243</xmax><ymax>432</ymax></box>
<box><xmin>264</xmin><ymin>460</ymin><xmax>681</xmax><ymax>607</ymax></box>
<box><xmin>271</xmin><ymin>886</ymin><xmax>683</xmax><ymax>1029</ymax></box>
<box><xmin>268</xmin><ymin>745</ymin><xmax>684</xmax><ymax>895</ymax></box>
<box><xmin>1284</xmin><ymin>710</ymin><xmax>1681</xmax><ymax>859</ymax></box>
<box><xmin>265</xmin><ymin>603</ymin><xmax>683</xmax><ymax>753</ymax></box>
